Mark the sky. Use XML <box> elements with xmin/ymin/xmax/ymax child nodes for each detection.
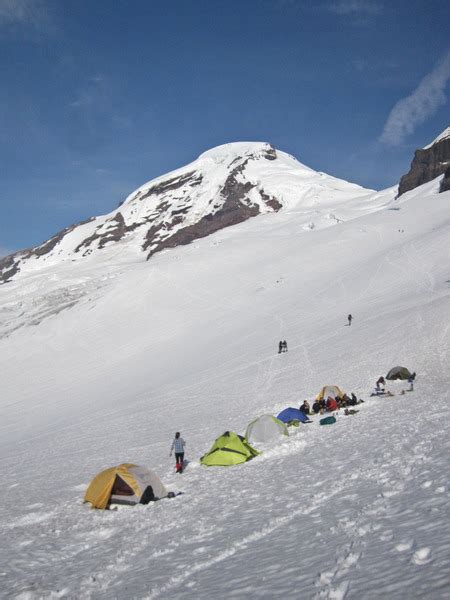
<box><xmin>0</xmin><ymin>0</ymin><xmax>449</xmax><ymax>254</ymax></box>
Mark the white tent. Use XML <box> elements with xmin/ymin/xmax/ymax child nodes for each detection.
<box><xmin>245</xmin><ymin>414</ymin><xmax>289</xmax><ymax>444</ymax></box>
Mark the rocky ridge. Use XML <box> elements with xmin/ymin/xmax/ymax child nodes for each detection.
<box><xmin>398</xmin><ymin>127</ymin><xmax>450</xmax><ymax>197</ymax></box>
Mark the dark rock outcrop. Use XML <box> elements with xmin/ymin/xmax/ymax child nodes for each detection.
<box><xmin>0</xmin><ymin>253</ymin><xmax>23</xmax><ymax>283</ymax></box>
<box><xmin>398</xmin><ymin>135</ymin><xmax>450</xmax><ymax>197</ymax></box>
<box><xmin>75</xmin><ymin>213</ymin><xmax>130</xmax><ymax>254</ymax></box>
<box><xmin>140</xmin><ymin>171</ymin><xmax>203</xmax><ymax>201</ymax></box>
<box><xmin>0</xmin><ymin>217</ymin><xmax>94</xmax><ymax>284</ymax></box>
<box><xmin>440</xmin><ymin>166</ymin><xmax>450</xmax><ymax>193</ymax></box>
<box><xmin>146</xmin><ymin>193</ymin><xmax>260</xmax><ymax>258</ymax></box>
<box><xmin>144</xmin><ymin>153</ymin><xmax>282</xmax><ymax>258</ymax></box>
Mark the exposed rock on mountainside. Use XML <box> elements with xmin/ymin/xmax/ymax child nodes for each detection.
<box><xmin>440</xmin><ymin>166</ymin><xmax>450</xmax><ymax>193</ymax></box>
<box><xmin>0</xmin><ymin>141</ymin><xmax>372</xmax><ymax>285</ymax></box>
<box><xmin>398</xmin><ymin>127</ymin><xmax>450</xmax><ymax>197</ymax></box>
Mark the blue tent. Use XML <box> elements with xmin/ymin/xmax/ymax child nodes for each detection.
<box><xmin>277</xmin><ymin>407</ymin><xmax>311</xmax><ymax>424</ymax></box>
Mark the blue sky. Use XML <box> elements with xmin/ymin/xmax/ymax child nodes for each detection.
<box><xmin>0</xmin><ymin>0</ymin><xmax>449</xmax><ymax>254</ymax></box>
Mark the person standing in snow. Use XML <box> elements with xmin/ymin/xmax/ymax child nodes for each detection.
<box><xmin>170</xmin><ymin>432</ymin><xmax>186</xmax><ymax>471</ymax></box>
<box><xmin>278</xmin><ymin>341</ymin><xmax>283</xmax><ymax>354</ymax></box>
<box><xmin>375</xmin><ymin>376</ymin><xmax>385</xmax><ymax>391</ymax></box>
<box><xmin>283</xmin><ymin>340</ymin><xmax>288</xmax><ymax>352</ymax></box>
<box><xmin>347</xmin><ymin>314</ymin><xmax>353</xmax><ymax>326</ymax></box>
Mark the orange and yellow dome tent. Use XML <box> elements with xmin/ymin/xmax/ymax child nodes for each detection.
<box><xmin>84</xmin><ymin>463</ymin><xmax>168</xmax><ymax>510</ymax></box>
<box><xmin>316</xmin><ymin>385</ymin><xmax>345</xmax><ymax>401</ymax></box>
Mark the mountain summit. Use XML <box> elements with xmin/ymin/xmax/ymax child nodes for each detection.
<box><xmin>0</xmin><ymin>142</ymin><xmax>372</xmax><ymax>284</ymax></box>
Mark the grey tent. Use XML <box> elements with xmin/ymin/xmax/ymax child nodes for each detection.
<box><xmin>386</xmin><ymin>366</ymin><xmax>411</xmax><ymax>380</ymax></box>
<box><xmin>245</xmin><ymin>414</ymin><xmax>288</xmax><ymax>444</ymax></box>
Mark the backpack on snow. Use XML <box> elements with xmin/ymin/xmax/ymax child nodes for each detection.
<box><xmin>320</xmin><ymin>416</ymin><xmax>336</xmax><ymax>426</ymax></box>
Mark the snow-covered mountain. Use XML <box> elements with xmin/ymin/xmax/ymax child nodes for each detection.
<box><xmin>1</xmin><ymin>139</ymin><xmax>450</xmax><ymax>599</ymax></box>
<box><xmin>1</xmin><ymin>142</ymin><xmax>381</xmax><ymax>284</ymax></box>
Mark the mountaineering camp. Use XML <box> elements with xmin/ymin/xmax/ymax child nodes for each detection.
<box><xmin>84</xmin><ymin>361</ymin><xmax>417</xmax><ymax>510</ymax></box>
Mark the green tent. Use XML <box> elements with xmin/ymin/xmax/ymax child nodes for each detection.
<box><xmin>200</xmin><ymin>431</ymin><xmax>260</xmax><ymax>466</ymax></box>
<box><xmin>386</xmin><ymin>366</ymin><xmax>411</xmax><ymax>380</ymax></box>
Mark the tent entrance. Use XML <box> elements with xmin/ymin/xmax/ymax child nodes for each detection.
<box><xmin>111</xmin><ymin>475</ymin><xmax>134</xmax><ymax>496</ymax></box>
<box><xmin>110</xmin><ymin>475</ymin><xmax>138</xmax><ymax>506</ymax></box>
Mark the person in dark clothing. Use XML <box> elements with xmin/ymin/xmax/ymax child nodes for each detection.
<box><xmin>376</xmin><ymin>376</ymin><xmax>385</xmax><ymax>391</ymax></box>
<box><xmin>283</xmin><ymin>340</ymin><xmax>288</xmax><ymax>352</ymax></box>
<box><xmin>278</xmin><ymin>341</ymin><xmax>283</xmax><ymax>354</ymax></box>
<box><xmin>348</xmin><ymin>314</ymin><xmax>353</xmax><ymax>326</ymax></box>
<box><xmin>312</xmin><ymin>400</ymin><xmax>321</xmax><ymax>414</ymax></box>
<box><xmin>341</xmin><ymin>394</ymin><xmax>351</xmax><ymax>407</ymax></box>
<box><xmin>299</xmin><ymin>400</ymin><xmax>310</xmax><ymax>415</ymax></box>
<box><xmin>408</xmin><ymin>372</ymin><xmax>416</xmax><ymax>391</ymax></box>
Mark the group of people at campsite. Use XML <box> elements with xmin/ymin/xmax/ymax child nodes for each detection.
<box><xmin>299</xmin><ymin>392</ymin><xmax>361</xmax><ymax>416</ymax></box>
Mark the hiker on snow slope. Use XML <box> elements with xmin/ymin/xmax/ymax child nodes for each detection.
<box><xmin>170</xmin><ymin>432</ymin><xmax>186</xmax><ymax>469</ymax></box>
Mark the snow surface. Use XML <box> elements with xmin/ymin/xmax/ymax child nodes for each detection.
<box><xmin>1</xmin><ymin>171</ymin><xmax>450</xmax><ymax>598</ymax></box>
<box><xmin>423</xmin><ymin>126</ymin><xmax>450</xmax><ymax>149</ymax></box>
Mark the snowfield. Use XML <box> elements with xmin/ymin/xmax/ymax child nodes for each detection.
<box><xmin>0</xmin><ymin>167</ymin><xmax>449</xmax><ymax>598</ymax></box>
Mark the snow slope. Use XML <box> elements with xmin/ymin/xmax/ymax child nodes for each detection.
<box><xmin>0</xmin><ymin>171</ymin><xmax>449</xmax><ymax>598</ymax></box>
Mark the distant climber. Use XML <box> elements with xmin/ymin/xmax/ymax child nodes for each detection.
<box><xmin>170</xmin><ymin>432</ymin><xmax>186</xmax><ymax>473</ymax></box>
<box><xmin>408</xmin><ymin>372</ymin><xmax>416</xmax><ymax>391</ymax></box>
<box><xmin>282</xmin><ymin>340</ymin><xmax>288</xmax><ymax>352</ymax></box>
<box><xmin>347</xmin><ymin>314</ymin><xmax>353</xmax><ymax>326</ymax></box>
<box><xmin>278</xmin><ymin>341</ymin><xmax>283</xmax><ymax>354</ymax></box>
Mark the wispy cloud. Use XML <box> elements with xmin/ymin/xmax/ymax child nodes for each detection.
<box><xmin>328</xmin><ymin>0</ymin><xmax>383</xmax><ymax>16</ymax></box>
<box><xmin>380</xmin><ymin>50</ymin><xmax>450</xmax><ymax>146</ymax></box>
<box><xmin>0</xmin><ymin>0</ymin><xmax>47</xmax><ymax>28</ymax></box>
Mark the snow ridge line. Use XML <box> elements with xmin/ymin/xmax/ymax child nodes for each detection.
<box><xmin>144</xmin><ymin>482</ymin><xmax>347</xmax><ymax>599</ymax></box>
